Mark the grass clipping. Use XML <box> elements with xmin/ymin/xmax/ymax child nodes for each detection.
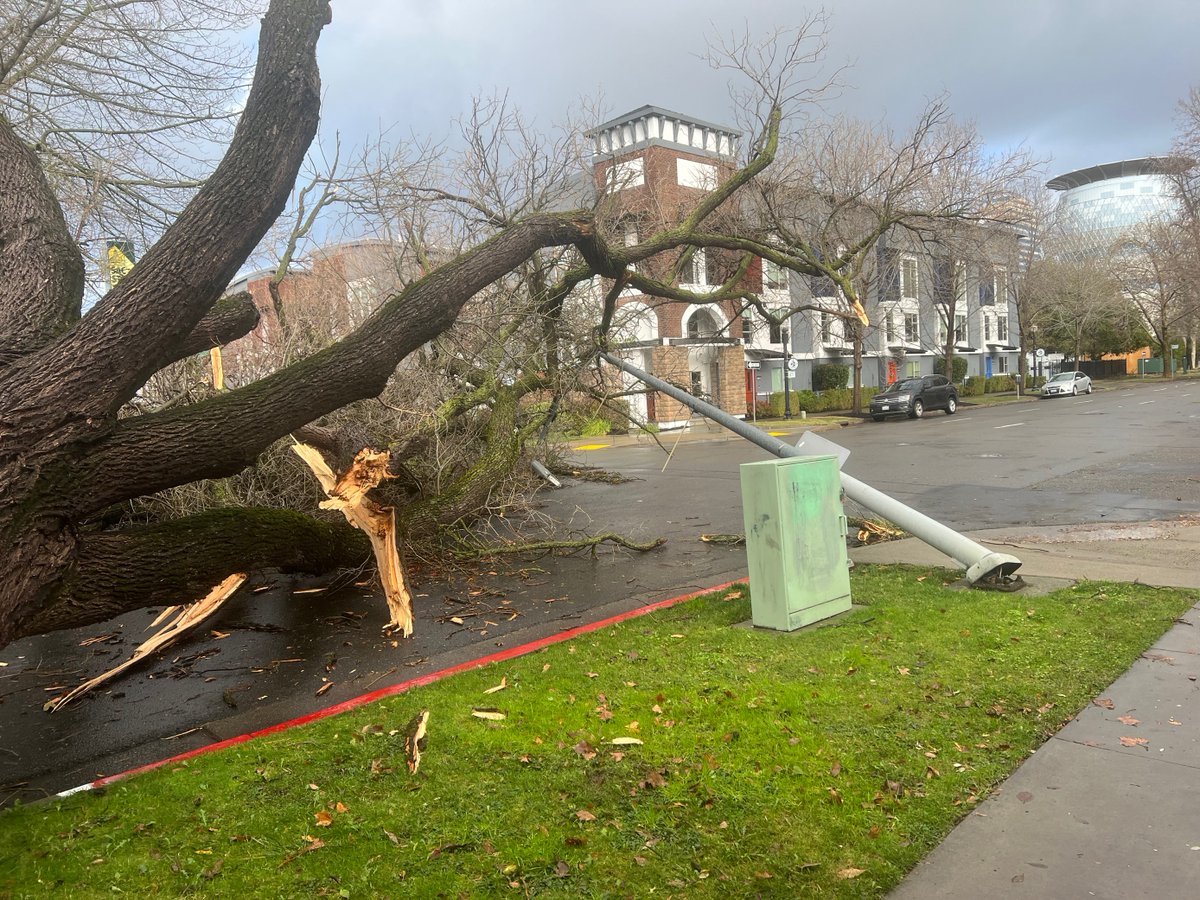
<box><xmin>44</xmin><ymin>573</ymin><xmax>247</xmax><ymax>712</ymax></box>
<box><xmin>292</xmin><ymin>443</ymin><xmax>414</xmax><ymax>637</ymax></box>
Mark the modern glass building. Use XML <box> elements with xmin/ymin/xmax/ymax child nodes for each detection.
<box><xmin>1046</xmin><ymin>158</ymin><xmax>1176</xmax><ymax>245</ymax></box>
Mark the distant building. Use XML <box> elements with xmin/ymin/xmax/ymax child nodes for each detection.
<box><xmin>1047</xmin><ymin>158</ymin><xmax>1176</xmax><ymax>247</ymax></box>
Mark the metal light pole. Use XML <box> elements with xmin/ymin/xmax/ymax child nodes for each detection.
<box><xmin>781</xmin><ymin>326</ymin><xmax>792</xmax><ymax>420</ymax></box>
<box><xmin>599</xmin><ymin>351</ymin><xmax>1021</xmax><ymax>586</ymax></box>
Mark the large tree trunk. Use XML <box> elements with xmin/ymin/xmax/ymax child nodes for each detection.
<box><xmin>0</xmin><ymin>1</ymin><xmax>610</xmax><ymax>649</ymax></box>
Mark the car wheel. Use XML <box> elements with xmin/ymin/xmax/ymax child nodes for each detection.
<box><xmin>1086</xmin><ymin>384</ymin><xmax>1093</xmax><ymax>394</ymax></box>
<box><xmin>872</xmin><ymin>415</ymin><xmax>884</xmax><ymax>422</ymax></box>
<box><xmin>1071</xmin><ymin>386</ymin><xmax>1078</xmax><ymax>395</ymax></box>
<box><xmin>909</xmin><ymin>399</ymin><xmax>924</xmax><ymax>419</ymax></box>
<box><xmin>945</xmin><ymin>396</ymin><xmax>957</xmax><ymax>415</ymax></box>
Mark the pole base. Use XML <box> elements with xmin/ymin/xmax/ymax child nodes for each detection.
<box><xmin>964</xmin><ymin>551</ymin><xmax>1022</xmax><ymax>585</ymax></box>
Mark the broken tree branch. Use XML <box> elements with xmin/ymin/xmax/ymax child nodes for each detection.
<box><xmin>45</xmin><ymin>573</ymin><xmax>247</xmax><ymax>712</ymax></box>
<box><xmin>292</xmin><ymin>443</ymin><xmax>415</xmax><ymax>637</ymax></box>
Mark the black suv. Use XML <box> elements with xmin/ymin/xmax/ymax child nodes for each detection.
<box><xmin>869</xmin><ymin>374</ymin><xmax>958</xmax><ymax>421</ymax></box>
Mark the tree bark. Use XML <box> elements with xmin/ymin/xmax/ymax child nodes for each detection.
<box><xmin>17</xmin><ymin>508</ymin><xmax>369</xmax><ymax>640</ymax></box>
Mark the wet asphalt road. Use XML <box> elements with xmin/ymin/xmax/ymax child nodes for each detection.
<box><xmin>2</xmin><ymin>379</ymin><xmax>1197</xmax><ymax>805</ymax></box>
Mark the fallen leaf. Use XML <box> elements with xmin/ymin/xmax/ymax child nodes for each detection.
<box><xmin>202</xmin><ymin>859</ymin><xmax>224</xmax><ymax>879</ymax></box>
<box><xmin>334</xmin><ymin>801</ymin><xmax>348</xmax><ymax>814</ymax></box>
<box><xmin>1169</xmin><ymin>718</ymin><xmax>1182</xmax><ymax>726</ymax></box>
<box><xmin>483</xmin><ymin>677</ymin><xmax>508</xmax><ymax>695</ymax></box>
<box><xmin>1017</xmin><ymin>791</ymin><xmax>1034</xmax><ymax>804</ymax></box>
<box><xmin>830</xmin><ymin>760</ymin><xmax>842</xmax><ymax>777</ymax></box>
<box><xmin>575</xmin><ymin>810</ymin><xmax>597</xmax><ymax>822</ymax></box>
<box><xmin>314</xmin><ymin>810</ymin><xmax>333</xmax><ymax>827</ymax></box>
<box><xmin>897</xmin><ymin>667</ymin><xmax>910</xmax><ymax>676</ymax></box>
<box><xmin>471</xmin><ymin>708</ymin><xmax>506</xmax><ymax>721</ymax></box>
<box><xmin>1093</xmin><ymin>698</ymin><xmax>1116</xmax><ymax>710</ymax></box>
<box><xmin>554</xmin><ymin>860</ymin><xmax>570</xmax><ymax>877</ymax></box>
<box><xmin>828</xmin><ymin>787</ymin><xmax>843</xmax><ymax>804</ymax></box>
<box><xmin>449</xmin><ymin>616</ymin><xmax>464</xmax><ymax>625</ymax></box>
<box><xmin>755</xmin><ymin>871</ymin><xmax>773</xmax><ymax>879</ymax></box>
<box><xmin>573</xmin><ymin>740</ymin><xmax>597</xmax><ymax>761</ymax></box>
<box><xmin>634</xmin><ymin>855</ymin><xmax>648</xmax><ymax>866</ymax></box>
<box><xmin>609</xmin><ymin>737</ymin><xmax>644</xmax><ymax>746</ymax></box>
<box><xmin>625</xmin><ymin>721</ymin><xmax>640</xmax><ymax>732</ymax></box>
<box><xmin>383</xmin><ymin>830</ymin><xmax>400</xmax><ymax>846</ymax></box>
<box><xmin>1117</xmin><ymin>714</ymin><xmax>1139</xmax><ymax>726</ymax></box>
<box><xmin>837</xmin><ymin>867</ymin><xmax>866</xmax><ymax>880</ymax></box>
<box><xmin>1119</xmin><ymin>736</ymin><xmax>1149</xmax><ymax>747</ymax></box>
<box><xmin>315</xmin><ymin>682</ymin><xmax>334</xmax><ymax>697</ymax></box>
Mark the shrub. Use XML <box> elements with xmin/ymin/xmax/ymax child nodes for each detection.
<box><xmin>987</xmin><ymin>374</ymin><xmax>1016</xmax><ymax>393</ymax></box>
<box><xmin>812</xmin><ymin>363</ymin><xmax>850</xmax><ymax>391</ymax></box>
<box><xmin>935</xmin><ymin>355</ymin><xmax>969</xmax><ymax>383</ymax></box>
<box><xmin>963</xmin><ymin>376</ymin><xmax>986</xmax><ymax>396</ymax></box>
<box><xmin>816</xmin><ymin>387</ymin><xmax>853</xmax><ymax>412</ymax></box>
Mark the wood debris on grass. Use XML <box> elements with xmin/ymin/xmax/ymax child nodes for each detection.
<box><xmin>44</xmin><ymin>574</ymin><xmax>247</xmax><ymax>712</ymax></box>
<box><xmin>404</xmin><ymin>710</ymin><xmax>429</xmax><ymax>774</ymax></box>
<box><xmin>292</xmin><ymin>443</ymin><xmax>414</xmax><ymax>637</ymax></box>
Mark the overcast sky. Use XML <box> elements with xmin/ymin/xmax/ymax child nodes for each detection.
<box><xmin>311</xmin><ymin>0</ymin><xmax>1197</xmax><ymax>182</ymax></box>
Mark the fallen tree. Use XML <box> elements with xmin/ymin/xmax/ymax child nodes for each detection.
<box><xmin>0</xmin><ymin>0</ymin><xmax>793</xmax><ymax>647</ymax></box>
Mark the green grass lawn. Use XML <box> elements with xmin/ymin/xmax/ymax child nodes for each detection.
<box><xmin>2</xmin><ymin>567</ymin><xmax>1193</xmax><ymax>898</ymax></box>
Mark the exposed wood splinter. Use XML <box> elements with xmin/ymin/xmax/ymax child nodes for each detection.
<box><xmin>45</xmin><ymin>573</ymin><xmax>247</xmax><ymax>712</ymax></box>
<box><xmin>292</xmin><ymin>443</ymin><xmax>415</xmax><ymax>637</ymax></box>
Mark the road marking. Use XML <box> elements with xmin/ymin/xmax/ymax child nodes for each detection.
<box><xmin>994</xmin><ymin>422</ymin><xmax>1025</xmax><ymax>429</ymax></box>
<box><xmin>1078</xmin><ymin>399</ymin><xmax>1094</xmax><ymax>404</ymax></box>
<box><xmin>574</xmin><ymin>444</ymin><xmax>610</xmax><ymax>450</ymax></box>
<box><xmin>767</xmin><ymin>431</ymin><xmax>791</xmax><ymax>436</ymax></box>
<box><xmin>1155</xmin><ymin>387</ymin><xmax>1168</xmax><ymax>392</ymax></box>
<box><xmin>1139</xmin><ymin>400</ymin><xmax>1155</xmax><ymax>405</ymax></box>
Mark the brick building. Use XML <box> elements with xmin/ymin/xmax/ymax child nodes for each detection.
<box><xmin>588</xmin><ymin>106</ymin><xmax>753</xmax><ymax>427</ymax></box>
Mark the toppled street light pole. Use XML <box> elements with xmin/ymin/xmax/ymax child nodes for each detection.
<box><xmin>600</xmin><ymin>352</ymin><xmax>1020</xmax><ymax>585</ymax></box>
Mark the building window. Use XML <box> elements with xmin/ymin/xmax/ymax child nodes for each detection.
<box><xmin>677</xmin><ymin>158</ymin><xmax>717</xmax><ymax>190</ymax></box>
<box><xmin>690</xmin><ymin>371</ymin><xmax>702</xmax><ymax>394</ymax></box>
<box><xmin>680</xmin><ymin>249</ymin><xmax>704</xmax><ymax>286</ymax></box>
<box><xmin>997</xmin><ymin>316</ymin><xmax>1008</xmax><ymax>342</ymax></box>
<box><xmin>997</xmin><ymin>356</ymin><xmax>1009</xmax><ymax>374</ymax></box>
<box><xmin>904</xmin><ymin>312</ymin><xmax>919</xmax><ymax>343</ymax></box>
<box><xmin>906</xmin><ymin>361</ymin><xmax>921</xmax><ymax>378</ymax></box>
<box><xmin>820</xmin><ymin>312</ymin><xmax>833</xmax><ymax>343</ymax></box>
<box><xmin>605</xmin><ymin>157</ymin><xmax>644</xmax><ymax>191</ymax></box>
<box><xmin>768</xmin><ymin>315</ymin><xmax>783</xmax><ymax>344</ymax></box>
<box><xmin>954</xmin><ymin>314</ymin><xmax>968</xmax><ymax>344</ymax></box>
<box><xmin>742</xmin><ymin>308</ymin><xmax>754</xmax><ymax>341</ymax></box>
<box><xmin>885</xmin><ymin>311</ymin><xmax>896</xmax><ymax>342</ymax></box>
<box><xmin>763</xmin><ymin>259</ymin><xmax>788</xmax><ymax>291</ymax></box>
<box><xmin>995</xmin><ymin>268</ymin><xmax>1008</xmax><ymax>306</ymax></box>
<box><xmin>983</xmin><ymin>315</ymin><xmax>993</xmax><ymax>342</ymax></box>
<box><xmin>900</xmin><ymin>257</ymin><xmax>918</xmax><ymax>300</ymax></box>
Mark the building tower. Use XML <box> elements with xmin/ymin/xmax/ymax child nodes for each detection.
<box><xmin>587</xmin><ymin>106</ymin><xmax>754</xmax><ymax>426</ymax></box>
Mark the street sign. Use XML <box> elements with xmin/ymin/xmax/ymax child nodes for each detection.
<box><xmin>786</xmin><ymin>358</ymin><xmax>798</xmax><ymax>371</ymax></box>
<box><xmin>1035</xmin><ymin>348</ymin><xmax>1045</xmax><ymax>357</ymax></box>
<box><xmin>745</xmin><ymin>361</ymin><xmax>761</xmax><ymax>370</ymax></box>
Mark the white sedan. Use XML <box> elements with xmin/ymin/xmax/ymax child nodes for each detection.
<box><xmin>1040</xmin><ymin>370</ymin><xmax>1093</xmax><ymax>397</ymax></box>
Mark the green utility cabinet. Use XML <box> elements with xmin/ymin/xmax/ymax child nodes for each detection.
<box><xmin>740</xmin><ymin>454</ymin><xmax>851</xmax><ymax>631</ymax></box>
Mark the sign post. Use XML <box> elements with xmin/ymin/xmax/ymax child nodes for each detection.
<box><xmin>746</xmin><ymin>361</ymin><xmax>761</xmax><ymax>422</ymax></box>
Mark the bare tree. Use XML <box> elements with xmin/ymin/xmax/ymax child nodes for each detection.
<box><xmin>1111</xmin><ymin>222</ymin><xmax>1196</xmax><ymax>377</ymax></box>
<box><xmin>737</xmin><ymin>99</ymin><xmax>1037</xmax><ymax>410</ymax></box>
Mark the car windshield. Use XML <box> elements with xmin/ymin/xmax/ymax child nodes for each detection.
<box><xmin>1048</xmin><ymin>372</ymin><xmax>1076</xmax><ymax>383</ymax></box>
<box><xmin>884</xmin><ymin>379</ymin><xmax>923</xmax><ymax>392</ymax></box>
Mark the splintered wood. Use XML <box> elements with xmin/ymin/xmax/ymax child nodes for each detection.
<box><xmin>292</xmin><ymin>443</ymin><xmax>415</xmax><ymax>637</ymax></box>
<box><xmin>45</xmin><ymin>573</ymin><xmax>247</xmax><ymax>712</ymax></box>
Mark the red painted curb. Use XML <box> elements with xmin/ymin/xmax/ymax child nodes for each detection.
<box><xmin>71</xmin><ymin>579</ymin><xmax>746</xmax><ymax>794</ymax></box>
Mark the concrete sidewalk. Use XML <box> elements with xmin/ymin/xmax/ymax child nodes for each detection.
<box><xmin>850</xmin><ymin>520</ymin><xmax>1200</xmax><ymax>899</ymax></box>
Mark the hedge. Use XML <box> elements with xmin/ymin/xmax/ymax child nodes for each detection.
<box><xmin>935</xmin><ymin>355</ymin><xmax>969</xmax><ymax>383</ymax></box>
<box><xmin>812</xmin><ymin>363</ymin><xmax>850</xmax><ymax>391</ymax></box>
